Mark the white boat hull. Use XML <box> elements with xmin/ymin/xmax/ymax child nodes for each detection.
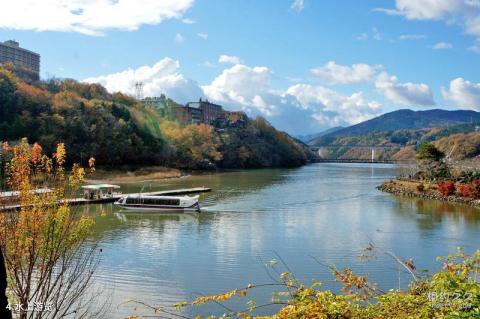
<box><xmin>115</xmin><ymin>203</ymin><xmax>200</xmax><ymax>212</ymax></box>
<box><xmin>114</xmin><ymin>194</ymin><xmax>201</xmax><ymax>212</ymax></box>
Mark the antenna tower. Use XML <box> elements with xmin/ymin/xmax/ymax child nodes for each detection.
<box><xmin>134</xmin><ymin>82</ymin><xmax>144</xmax><ymax>100</ymax></box>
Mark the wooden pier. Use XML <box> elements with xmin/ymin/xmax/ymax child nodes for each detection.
<box><xmin>0</xmin><ymin>187</ymin><xmax>212</xmax><ymax>212</ymax></box>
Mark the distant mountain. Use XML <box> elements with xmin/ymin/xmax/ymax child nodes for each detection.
<box><xmin>296</xmin><ymin>126</ymin><xmax>343</xmax><ymax>142</ymax></box>
<box><xmin>309</xmin><ymin>109</ymin><xmax>480</xmax><ymax>146</ymax></box>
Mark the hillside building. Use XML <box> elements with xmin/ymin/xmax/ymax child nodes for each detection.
<box><xmin>186</xmin><ymin>99</ymin><xmax>224</xmax><ymax>124</ymax></box>
<box><xmin>174</xmin><ymin>105</ymin><xmax>203</xmax><ymax>124</ymax></box>
<box><xmin>0</xmin><ymin>40</ymin><xmax>40</xmax><ymax>82</ymax></box>
<box><xmin>140</xmin><ymin>96</ymin><xmax>165</xmax><ymax>109</ymax></box>
<box><xmin>140</xmin><ymin>96</ymin><xmax>231</xmax><ymax>125</ymax></box>
<box><xmin>170</xmin><ymin>98</ymin><xmax>225</xmax><ymax>125</ymax></box>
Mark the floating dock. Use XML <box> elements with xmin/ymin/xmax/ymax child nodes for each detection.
<box><xmin>0</xmin><ymin>187</ymin><xmax>212</xmax><ymax>212</ymax></box>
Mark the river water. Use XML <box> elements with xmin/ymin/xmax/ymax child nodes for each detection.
<box><xmin>80</xmin><ymin>163</ymin><xmax>480</xmax><ymax>318</ymax></box>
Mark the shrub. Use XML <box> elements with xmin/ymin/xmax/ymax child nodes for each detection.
<box><xmin>416</xmin><ymin>142</ymin><xmax>445</xmax><ymax>161</ymax></box>
<box><xmin>437</xmin><ymin>180</ymin><xmax>455</xmax><ymax>196</ymax></box>
<box><xmin>456</xmin><ymin>180</ymin><xmax>480</xmax><ymax>199</ymax></box>
<box><xmin>457</xmin><ymin>184</ymin><xmax>475</xmax><ymax>198</ymax></box>
<box><xmin>416</xmin><ymin>183</ymin><xmax>424</xmax><ymax>192</ymax></box>
<box><xmin>471</xmin><ymin>179</ymin><xmax>480</xmax><ymax>197</ymax></box>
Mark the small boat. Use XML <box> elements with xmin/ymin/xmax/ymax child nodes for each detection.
<box><xmin>114</xmin><ymin>194</ymin><xmax>201</xmax><ymax>212</ymax></box>
<box><xmin>82</xmin><ymin>184</ymin><xmax>121</xmax><ymax>200</ymax></box>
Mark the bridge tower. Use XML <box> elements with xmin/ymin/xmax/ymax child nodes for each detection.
<box><xmin>371</xmin><ymin>148</ymin><xmax>375</xmax><ymax>162</ymax></box>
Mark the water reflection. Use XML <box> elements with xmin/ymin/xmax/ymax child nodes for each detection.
<box><xmin>392</xmin><ymin>196</ymin><xmax>480</xmax><ymax>231</ymax></box>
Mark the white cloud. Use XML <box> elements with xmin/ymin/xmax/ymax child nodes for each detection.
<box><xmin>433</xmin><ymin>41</ymin><xmax>453</xmax><ymax>49</ymax></box>
<box><xmin>469</xmin><ymin>39</ymin><xmax>480</xmax><ymax>53</ymax></box>
<box><xmin>380</xmin><ymin>0</ymin><xmax>468</xmax><ymax>20</ymax></box>
<box><xmin>197</xmin><ymin>32</ymin><xmax>208</xmax><ymax>40</ymax></box>
<box><xmin>182</xmin><ymin>18</ymin><xmax>196</xmax><ymax>24</ymax></box>
<box><xmin>286</xmin><ymin>84</ymin><xmax>382</xmax><ymax>126</ymax></box>
<box><xmin>175</xmin><ymin>33</ymin><xmax>184</xmax><ymax>43</ymax></box>
<box><xmin>0</xmin><ymin>0</ymin><xmax>194</xmax><ymax>36</ymax></box>
<box><xmin>467</xmin><ymin>15</ymin><xmax>480</xmax><ymax>36</ymax></box>
<box><xmin>202</xmin><ymin>63</ymin><xmax>382</xmax><ymax>134</ymax></box>
<box><xmin>356</xmin><ymin>33</ymin><xmax>368</xmax><ymax>41</ymax></box>
<box><xmin>376</xmin><ymin>0</ymin><xmax>480</xmax><ymax>49</ymax></box>
<box><xmin>357</xmin><ymin>28</ymin><xmax>382</xmax><ymax>41</ymax></box>
<box><xmin>291</xmin><ymin>0</ymin><xmax>305</xmax><ymax>12</ymax></box>
<box><xmin>310</xmin><ymin>61</ymin><xmax>379</xmax><ymax>84</ymax></box>
<box><xmin>84</xmin><ymin>58</ymin><xmax>203</xmax><ymax>103</ymax></box>
<box><xmin>372</xmin><ymin>27</ymin><xmax>382</xmax><ymax>40</ymax></box>
<box><xmin>442</xmin><ymin>78</ymin><xmax>480</xmax><ymax>109</ymax></box>
<box><xmin>218</xmin><ymin>55</ymin><xmax>242</xmax><ymax>65</ymax></box>
<box><xmin>202</xmin><ymin>68</ymin><xmax>315</xmax><ymax>132</ymax></box>
<box><xmin>202</xmin><ymin>64</ymin><xmax>275</xmax><ymax>114</ymax></box>
<box><xmin>373</xmin><ymin>8</ymin><xmax>404</xmax><ymax>16</ymax></box>
<box><xmin>375</xmin><ymin>72</ymin><xmax>435</xmax><ymax>106</ymax></box>
<box><xmin>199</xmin><ymin>61</ymin><xmax>216</xmax><ymax>68</ymax></box>
<box><xmin>399</xmin><ymin>34</ymin><xmax>426</xmax><ymax>40</ymax></box>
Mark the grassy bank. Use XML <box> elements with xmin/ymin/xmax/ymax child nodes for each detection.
<box><xmin>86</xmin><ymin>166</ymin><xmax>183</xmax><ymax>183</ymax></box>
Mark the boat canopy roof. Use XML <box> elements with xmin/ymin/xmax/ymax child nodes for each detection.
<box><xmin>81</xmin><ymin>184</ymin><xmax>121</xmax><ymax>190</ymax></box>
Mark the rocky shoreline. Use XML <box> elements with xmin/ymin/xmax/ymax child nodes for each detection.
<box><xmin>377</xmin><ymin>180</ymin><xmax>480</xmax><ymax>207</ymax></box>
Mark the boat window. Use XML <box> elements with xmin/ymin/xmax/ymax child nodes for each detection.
<box><xmin>125</xmin><ymin>197</ymin><xmax>180</xmax><ymax>206</ymax></box>
<box><xmin>150</xmin><ymin>198</ymin><xmax>180</xmax><ymax>206</ymax></box>
<box><xmin>162</xmin><ymin>198</ymin><xmax>180</xmax><ymax>206</ymax></box>
<box><xmin>125</xmin><ymin>197</ymin><xmax>141</xmax><ymax>205</ymax></box>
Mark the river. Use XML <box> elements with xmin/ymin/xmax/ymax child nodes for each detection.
<box><xmin>79</xmin><ymin>163</ymin><xmax>480</xmax><ymax>318</ymax></box>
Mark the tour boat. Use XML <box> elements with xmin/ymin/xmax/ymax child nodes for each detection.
<box><xmin>114</xmin><ymin>194</ymin><xmax>201</xmax><ymax>212</ymax></box>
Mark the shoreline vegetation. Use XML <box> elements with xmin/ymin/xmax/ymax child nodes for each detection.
<box><xmin>377</xmin><ymin>179</ymin><xmax>480</xmax><ymax>207</ymax></box>
<box><xmin>377</xmin><ymin>142</ymin><xmax>480</xmax><ymax>208</ymax></box>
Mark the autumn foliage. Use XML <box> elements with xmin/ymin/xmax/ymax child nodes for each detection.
<box><xmin>0</xmin><ymin>67</ymin><xmax>311</xmax><ymax>169</ymax></box>
<box><xmin>0</xmin><ymin>139</ymin><xmax>103</xmax><ymax>319</ymax></box>
<box><xmin>437</xmin><ymin>180</ymin><xmax>455</xmax><ymax>196</ymax></box>
<box><xmin>456</xmin><ymin>184</ymin><xmax>475</xmax><ymax>198</ymax></box>
<box><xmin>454</xmin><ymin>179</ymin><xmax>480</xmax><ymax>199</ymax></box>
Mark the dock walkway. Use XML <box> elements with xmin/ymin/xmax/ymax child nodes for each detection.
<box><xmin>0</xmin><ymin>187</ymin><xmax>211</xmax><ymax>212</ymax></box>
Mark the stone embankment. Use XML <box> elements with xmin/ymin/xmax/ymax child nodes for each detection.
<box><xmin>377</xmin><ymin>180</ymin><xmax>480</xmax><ymax>207</ymax></box>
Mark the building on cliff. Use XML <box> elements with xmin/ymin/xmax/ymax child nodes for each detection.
<box><xmin>0</xmin><ymin>40</ymin><xmax>40</xmax><ymax>82</ymax></box>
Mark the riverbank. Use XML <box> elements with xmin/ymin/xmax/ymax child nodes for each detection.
<box><xmin>86</xmin><ymin>166</ymin><xmax>183</xmax><ymax>183</ymax></box>
<box><xmin>377</xmin><ymin>179</ymin><xmax>480</xmax><ymax>207</ymax></box>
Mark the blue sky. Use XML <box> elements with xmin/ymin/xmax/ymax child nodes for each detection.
<box><xmin>1</xmin><ymin>0</ymin><xmax>480</xmax><ymax>134</ymax></box>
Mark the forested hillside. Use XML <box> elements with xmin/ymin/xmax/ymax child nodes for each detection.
<box><xmin>434</xmin><ymin>132</ymin><xmax>480</xmax><ymax>161</ymax></box>
<box><xmin>0</xmin><ymin>67</ymin><xmax>312</xmax><ymax>169</ymax></box>
<box><xmin>307</xmin><ymin>106</ymin><xmax>480</xmax><ymax>161</ymax></box>
<box><xmin>311</xmin><ymin>123</ymin><xmax>480</xmax><ymax>161</ymax></box>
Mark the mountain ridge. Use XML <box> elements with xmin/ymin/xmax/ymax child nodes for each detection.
<box><xmin>309</xmin><ymin>109</ymin><xmax>480</xmax><ymax>146</ymax></box>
